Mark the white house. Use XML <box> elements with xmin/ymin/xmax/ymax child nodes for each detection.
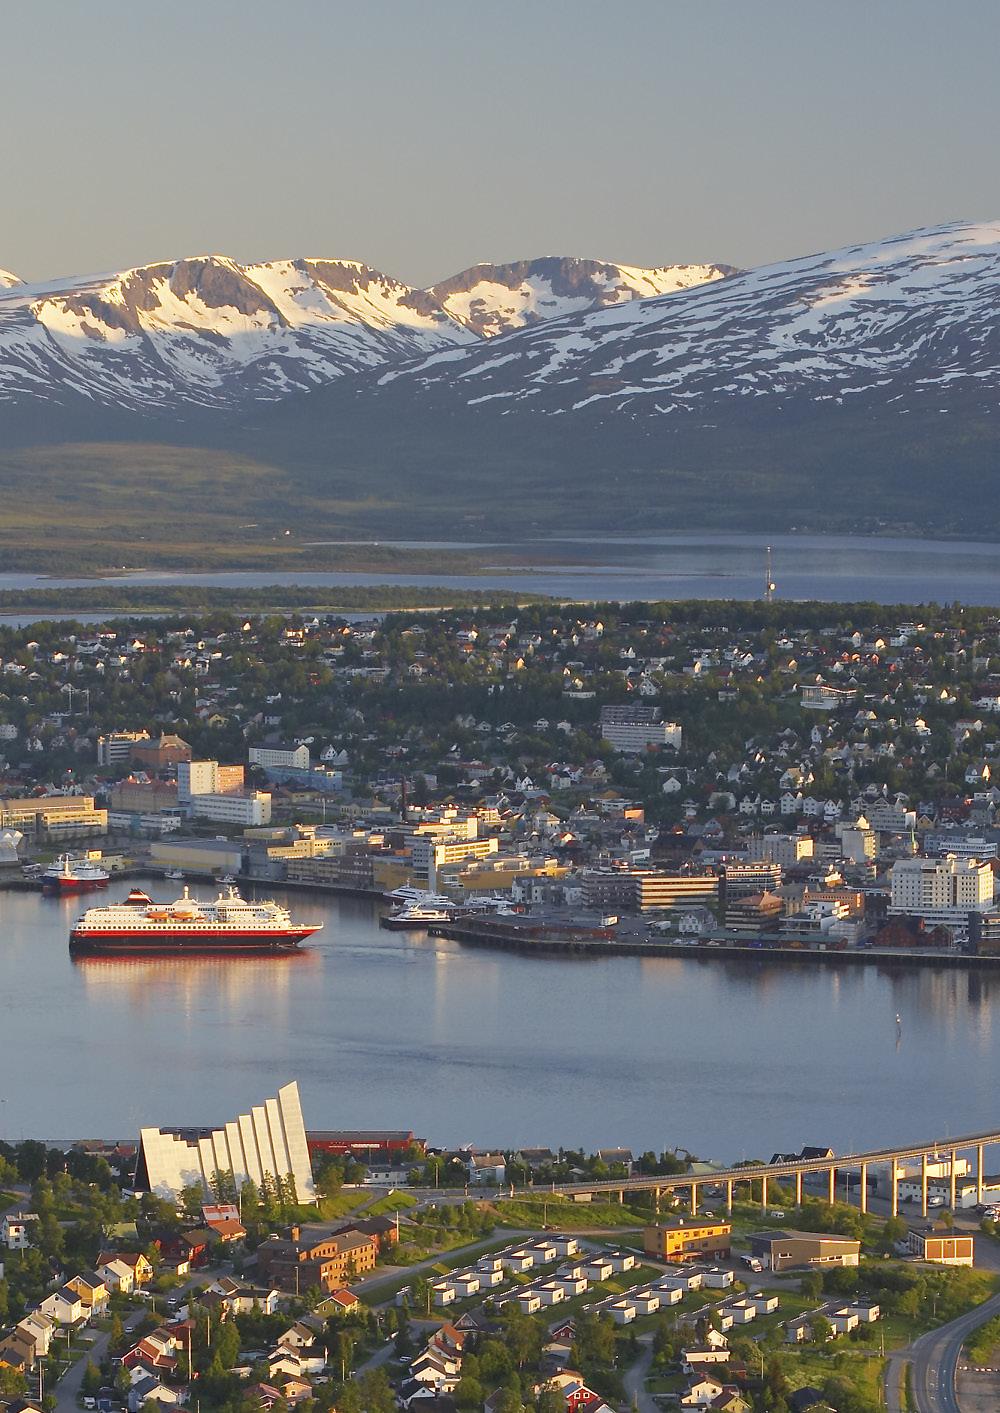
<box><xmin>2</xmin><ymin>1212</ymin><xmax>38</xmax><ymax>1250</ymax></box>
<box><xmin>40</xmin><ymin>1287</ymin><xmax>84</xmax><ymax>1325</ymax></box>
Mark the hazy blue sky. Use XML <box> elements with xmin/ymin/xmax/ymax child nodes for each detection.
<box><xmin>4</xmin><ymin>0</ymin><xmax>999</xmax><ymax>285</ymax></box>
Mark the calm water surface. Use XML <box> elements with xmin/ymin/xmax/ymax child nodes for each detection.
<box><xmin>5</xmin><ymin>532</ymin><xmax>1000</xmax><ymax>606</ymax></box>
<box><xmin>1</xmin><ymin>878</ymin><xmax>997</xmax><ymax>1158</ymax></box>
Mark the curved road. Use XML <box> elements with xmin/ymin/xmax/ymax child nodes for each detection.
<box><xmin>887</xmin><ymin>1235</ymin><xmax>1000</xmax><ymax>1413</ymax></box>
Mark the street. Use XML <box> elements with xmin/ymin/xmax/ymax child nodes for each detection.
<box><xmin>885</xmin><ymin>1233</ymin><xmax>1000</xmax><ymax>1413</ymax></box>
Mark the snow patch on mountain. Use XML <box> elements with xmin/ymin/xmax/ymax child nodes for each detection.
<box><xmin>0</xmin><ymin>269</ymin><xmax>21</xmax><ymax>289</ymax></box>
<box><xmin>384</xmin><ymin>221</ymin><xmax>1000</xmax><ymax>419</ymax></box>
<box><xmin>428</xmin><ymin>256</ymin><xmax>734</xmax><ymax>337</ymax></box>
<box><xmin>0</xmin><ymin>255</ymin><xmax>475</xmax><ymax>411</ymax></box>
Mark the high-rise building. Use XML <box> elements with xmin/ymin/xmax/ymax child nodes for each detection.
<box><xmin>888</xmin><ymin>855</ymin><xmax>994</xmax><ymax>928</ymax></box>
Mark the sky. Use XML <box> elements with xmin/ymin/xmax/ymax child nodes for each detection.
<box><xmin>3</xmin><ymin>0</ymin><xmax>1000</xmax><ymax>287</ymax></box>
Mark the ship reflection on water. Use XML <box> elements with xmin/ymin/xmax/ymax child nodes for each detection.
<box><xmin>5</xmin><ymin>875</ymin><xmax>1000</xmax><ymax>1151</ymax></box>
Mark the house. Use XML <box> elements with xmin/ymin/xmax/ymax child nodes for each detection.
<box><xmin>466</xmin><ymin>1152</ymin><xmax>507</xmax><ymax>1185</ymax></box>
<box><xmin>121</xmin><ymin>1328</ymin><xmax>182</xmax><ymax>1375</ymax></box>
<box><xmin>97</xmin><ymin>1251</ymin><xmax>154</xmax><ymax>1286</ymax></box>
<box><xmin>680</xmin><ymin>1374</ymin><xmax>725</xmax><ymax>1407</ymax></box>
<box><xmin>66</xmin><ymin>1272</ymin><xmax>110</xmax><ymax>1315</ymax></box>
<box><xmin>126</xmin><ymin>1376</ymin><xmax>181</xmax><ymax>1413</ymax></box>
<box><xmin>316</xmin><ymin>1289</ymin><xmax>360</xmax><ymax>1317</ymax></box>
<box><xmin>14</xmin><ymin>1312</ymin><xmax>56</xmax><ymax>1361</ymax></box>
<box><xmin>543</xmin><ymin>1371</ymin><xmax>615</xmax><ymax>1413</ymax></box>
<box><xmin>277</xmin><ymin>1315</ymin><xmax>326</xmax><ymax>1352</ymax></box>
<box><xmin>0</xmin><ymin>1328</ymin><xmax>38</xmax><ymax>1373</ymax></box>
<box><xmin>655</xmin><ymin>1268</ymin><xmax>704</xmax><ymax>1292</ymax></box>
<box><xmin>205</xmin><ymin>1276</ymin><xmax>281</xmax><ymax>1315</ymax></box>
<box><xmin>244</xmin><ymin>1383</ymin><xmax>286</xmax><ymax>1411</ymax></box>
<box><xmin>1</xmin><ymin>1212</ymin><xmax>38</xmax><ymax>1250</ymax></box>
<box><xmin>39</xmin><ymin>1287</ymin><xmax>85</xmax><ymax>1325</ymax></box>
<box><xmin>97</xmin><ymin>1257</ymin><xmax>137</xmax><ymax>1294</ymax></box>
<box><xmin>682</xmin><ymin>1346</ymin><xmax>732</xmax><ymax>1370</ymax></box>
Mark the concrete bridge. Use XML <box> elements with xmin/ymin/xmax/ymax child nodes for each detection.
<box><xmin>525</xmin><ymin>1128</ymin><xmax>1000</xmax><ymax>1219</ymax></box>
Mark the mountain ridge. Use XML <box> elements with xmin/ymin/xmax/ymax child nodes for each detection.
<box><xmin>0</xmin><ymin>251</ymin><xmax>731</xmax><ymax>416</ymax></box>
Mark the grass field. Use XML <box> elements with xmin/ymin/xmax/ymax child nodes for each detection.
<box><xmin>492</xmin><ymin>1194</ymin><xmax>651</xmax><ymax>1228</ymax></box>
<box><xmin>366</xmin><ymin>1190</ymin><xmax>418</xmax><ymax>1216</ymax></box>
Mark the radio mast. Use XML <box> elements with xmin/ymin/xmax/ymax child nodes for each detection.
<box><xmin>764</xmin><ymin>545</ymin><xmax>776</xmax><ymax>603</ymax></box>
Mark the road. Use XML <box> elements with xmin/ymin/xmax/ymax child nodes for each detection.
<box><xmin>886</xmin><ymin>1235</ymin><xmax>1000</xmax><ymax>1413</ymax></box>
<box><xmin>621</xmin><ymin>1337</ymin><xmax>660</xmax><ymax>1413</ymax></box>
<box><xmin>52</xmin><ymin>1308</ymin><xmax>146</xmax><ymax>1413</ymax></box>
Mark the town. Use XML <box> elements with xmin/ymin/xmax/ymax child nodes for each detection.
<box><xmin>2</xmin><ymin>1081</ymin><xmax>1000</xmax><ymax>1413</ymax></box>
<box><xmin>3</xmin><ymin>600</ymin><xmax>1000</xmax><ymax>956</ymax></box>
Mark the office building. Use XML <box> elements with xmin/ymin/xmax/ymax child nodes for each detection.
<box><xmin>644</xmin><ymin>1219</ymin><xmax>732</xmax><ymax>1263</ymax></box>
<box><xmin>0</xmin><ymin>795</ymin><xmax>107</xmax><ymax>840</ymax></box>
<box><xmin>249</xmin><ymin>743</ymin><xmax>311</xmax><ymax>771</ymax></box>
<box><xmin>888</xmin><ymin>855</ymin><xmax>994</xmax><ymax>928</ymax></box>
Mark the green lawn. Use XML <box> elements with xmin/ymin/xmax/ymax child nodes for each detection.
<box><xmin>494</xmin><ymin>1194</ymin><xmax>650</xmax><ymax>1228</ymax></box>
<box><xmin>366</xmin><ymin>1190</ymin><xmax>418</xmax><ymax>1217</ymax></box>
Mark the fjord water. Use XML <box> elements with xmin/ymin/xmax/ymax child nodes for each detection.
<box><xmin>1</xmin><ymin>877</ymin><xmax>998</xmax><ymax>1158</ymax></box>
<box><xmin>8</xmin><ymin>532</ymin><xmax>1000</xmax><ymax>606</ymax></box>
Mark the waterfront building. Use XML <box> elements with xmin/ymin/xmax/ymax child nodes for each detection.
<box><xmin>724</xmin><ymin>861</ymin><xmax>783</xmax><ymax>900</ymax></box>
<box><xmin>411</xmin><ymin>834</ymin><xmax>498</xmax><ymax>889</ymax></box>
<box><xmin>177</xmin><ymin>759</ymin><xmax>270</xmax><ymax>825</ymax></box>
<box><xmin>924</xmin><ymin>832</ymin><xmax>999</xmax><ymax>861</ymax></box>
<box><xmin>0</xmin><ymin>794</ymin><xmax>107</xmax><ymax>840</ymax></box>
<box><xmin>582</xmin><ymin>868</ymin><xmax>719</xmax><ymax>913</ymax></box>
<box><xmin>136</xmin><ymin>1080</ymin><xmax>315</xmax><ymax>1202</ymax></box>
<box><xmin>644</xmin><ymin>1219</ymin><xmax>732</xmax><ymax>1264</ymax></box>
<box><xmin>888</xmin><ymin>855</ymin><xmax>994</xmax><ymax>929</ymax></box>
<box><xmin>307</xmin><ymin>1130</ymin><xmax>424</xmax><ymax>1160</ymax></box>
<box><xmin>724</xmin><ymin>890</ymin><xmax>785</xmax><ymax>933</ymax></box>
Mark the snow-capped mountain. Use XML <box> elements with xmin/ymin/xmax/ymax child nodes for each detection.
<box><xmin>0</xmin><ymin>269</ymin><xmax>21</xmax><ymax>289</ymax></box>
<box><xmin>371</xmin><ymin>221</ymin><xmax>1000</xmax><ymax>419</ymax></box>
<box><xmin>241</xmin><ymin>219</ymin><xmax>1000</xmax><ymax>538</ymax></box>
<box><xmin>0</xmin><ymin>255</ymin><xmax>473</xmax><ymax>412</ymax></box>
<box><xmin>426</xmin><ymin>257</ymin><xmax>735</xmax><ymax>337</ymax></box>
<box><xmin>0</xmin><ymin>252</ymin><xmax>731</xmax><ymax>415</ymax></box>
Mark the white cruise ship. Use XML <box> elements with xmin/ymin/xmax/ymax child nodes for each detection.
<box><xmin>69</xmin><ymin>885</ymin><xmax>323</xmax><ymax>954</ymax></box>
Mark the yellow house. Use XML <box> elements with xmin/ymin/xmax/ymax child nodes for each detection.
<box><xmin>644</xmin><ymin>1218</ymin><xmax>732</xmax><ymax>1263</ymax></box>
<box><xmin>66</xmin><ymin>1272</ymin><xmax>109</xmax><ymax>1314</ymax></box>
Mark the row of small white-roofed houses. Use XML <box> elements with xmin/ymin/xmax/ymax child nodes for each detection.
<box><xmin>784</xmin><ymin>1298</ymin><xmax>882</xmax><ymax>1343</ymax></box>
<box><xmin>588</xmin><ymin>1263</ymin><xmax>742</xmax><ymax>1328</ymax></box>
<box><xmin>430</xmin><ymin>1234</ymin><xmax>589</xmax><ymax>1307</ymax></box>
<box><xmin>494</xmin><ymin>1241</ymin><xmax>639</xmax><ymax>1315</ymax></box>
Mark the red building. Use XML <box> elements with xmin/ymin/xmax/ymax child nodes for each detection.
<box><xmin>306</xmin><ymin>1130</ymin><xmax>424</xmax><ymax>1160</ymax></box>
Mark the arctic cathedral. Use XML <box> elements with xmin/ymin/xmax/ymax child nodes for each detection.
<box><xmin>135</xmin><ymin>1080</ymin><xmax>316</xmax><ymax>1201</ymax></box>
